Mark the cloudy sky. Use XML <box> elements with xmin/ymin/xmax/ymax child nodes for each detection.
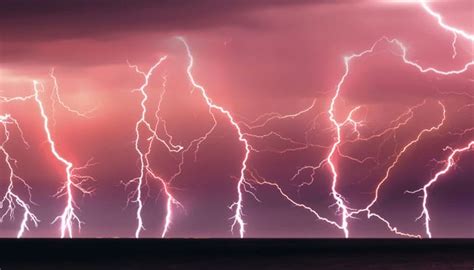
<box><xmin>0</xmin><ymin>0</ymin><xmax>472</xmax><ymax>238</ymax></box>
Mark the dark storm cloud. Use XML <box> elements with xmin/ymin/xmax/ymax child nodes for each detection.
<box><xmin>0</xmin><ymin>0</ymin><xmax>349</xmax><ymax>41</ymax></box>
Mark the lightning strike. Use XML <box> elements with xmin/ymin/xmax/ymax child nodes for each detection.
<box><xmin>33</xmin><ymin>81</ymin><xmax>95</xmax><ymax>238</ymax></box>
<box><xmin>419</xmin><ymin>0</ymin><xmax>474</xmax><ymax>42</ymax></box>
<box><xmin>324</xmin><ymin>1</ymin><xmax>472</xmax><ymax>235</ymax></box>
<box><xmin>406</xmin><ymin>141</ymin><xmax>474</xmax><ymax>238</ymax></box>
<box><xmin>49</xmin><ymin>69</ymin><xmax>97</xmax><ymax>122</ymax></box>
<box><xmin>0</xmin><ymin>114</ymin><xmax>39</xmax><ymax>238</ymax></box>
<box><xmin>0</xmin><ymin>0</ymin><xmax>472</xmax><ymax>238</ymax></box>
<box><xmin>127</xmin><ymin>56</ymin><xmax>183</xmax><ymax>238</ymax></box>
<box><xmin>178</xmin><ymin>37</ymin><xmax>251</xmax><ymax>238</ymax></box>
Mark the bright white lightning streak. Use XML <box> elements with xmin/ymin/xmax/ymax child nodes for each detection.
<box><xmin>0</xmin><ymin>95</ymin><xmax>35</xmax><ymax>103</ymax></box>
<box><xmin>143</xmin><ymin>137</ymin><xmax>183</xmax><ymax>238</ymax></box>
<box><xmin>357</xmin><ymin>103</ymin><xmax>446</xmax><ymax>211</ymax></box>
<box><xmin>406</xmin><ymin>141</ymin><xmax>474</xmax><ymax>238</ymax></box>
<box><xmin>240</xmin><ymin>99</ymin><xmax>328</xmax><ymax>154</ymax></box>
<box><xmin>394</xmin><ymin>38</ymin><xmax>473</xmax><ymax>75</ymax></box>
<box><xmin>418</xmin><ymin>0</ymin><xmax>474</xmax><ymax>60</ymax></box>
<box><xmin>451</xmin><ymin>33</ymin><xmax>458</xmax><ymax>59</ymax></box>
<box><xmin>236</xmin><ymin>100</ymin><xmax>353</xmax><ymax>232</ymax></box>
<box><xmin>240</xmin><ymin>98</ymin><xmax>317</xmax><ymax>130</ymax></box>
<box><xmin>151</xmin><ymin>76</ymin><xmax>184</xmax><ymax>238</ymax></box>
<box><xmin>127</xmin><ymin>56</ymin><xmax>183</xmax><ymax>238</ymax></box>
<box><xmin>33</xmin><ymin>81</ymin><xmax>94</xmax><ymax>238</ymax></box>
<box><xmin>49</xmin><ymin>69</ymin><xmax>96</xmax><ymax>121</ymax></box>
<box><xmin>131</xmin><ymin>1</ymin><xmax>474</xmax><ymax>238</ymax></box>
<box><xmin>345</xmin><ymin>102</ymin><xmax>446</xmax><ymax>238</ymax></box>
<box><xmin>178</xmin><ymin>37</ymin><xmax>250</xmax><ymax>238</ymax></box>
<box><xmin>249</xmin><ymin>171</ymin><xmax>344</xmax><ymax>230</ymax></box>
<box><xmin>419</xmin><ymin>0</ymin><xmax>474</xmax><ymax>42</ymax></box>
<box><xmin>327</xmin><ymin>30</ymin><xmax>470</xmax><ymax>237</ymax></box>
<box><xmin>319</xmin><ymin>0</ymin><xmax>473</xmax><ymax>237</ymax></box>
<box><xmin>0</xmin><ymin>114</ymin><xmax>39</xmax><ymax>238</ymax></box>
<box><xmin>342</xmin><ymin>99</ymin><xmax>426</xmax><ymax>145</ymax></box>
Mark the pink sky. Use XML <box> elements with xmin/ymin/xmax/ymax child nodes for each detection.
<box><xmin>0</xmin><ymin>0</ymin><xmax>473</xmax><ymax>238</ymax></box>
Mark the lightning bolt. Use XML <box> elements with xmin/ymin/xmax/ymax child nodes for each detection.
<box><xmin>1</xmin><ymin>0</ymin><xmax>472</xmax><ymax>238</ymax></box>
<box><xmin>239</xmin><ymin>102</ymin><xmax>348</xmax><ymax>232</ymax></box>
<box><xmin>33</xmin><ymin>80</ymin><xmax>95</xmax><ymax>238</ymax></box>
<box><xmin>240</xmin><ymin>99</ymin><xmax>328</xmax><ymax>155</ymax></box>
<box><xmin>420</xmin><ymin>0</ymin><xmax>474</xmax><ymax>42</ymax></box>
<box><xmin>345</xmin><ymin>102</ymin><xmax>446</xmax><ymax>238</ymax></box>
<box><xmin>126</xmin><ymin>56</ymin><xmax>184</xmax><ymax>238</ymax></box>
<box><xmin>418</xmin><ymin>0</ymin><xmax>473</xmax><ymax>63</ymax></box>
<box><xmin>240</xmin><ymin>98</ymin><xmax>317</xmax><ymax>130</ymax></box>
<box><xmin>49</xmin><ymin>69</ymin><xmax>97</xmax><ymax>123</ymax></box>
<box><xmin>406</xmin><ymin>141</ymin><xmax>474</xmax><ymax>238</ymax></box>
<box><xmin>178</xmin><ymin>37</ymin><xmax>251</xmax><ymax>238</ymax></box>
<box><xmin>249</xmin><ymin>170</ymin><xmax>344</xmax><ymax>230</ymax></box>
<box><xmin>0</xmin><ymin>114</ymin><xmax>39</xmax><ymax>238</ymax></box>
<box><xmin>178</xmin><ymin>38</ymin><xmax>349</xmax><ymax>236</ymax></box>
<box><xmin>321</xmin><ymin>0</ymin><xmax>473</xmax><ymax>238</ymax></box>
<box><xmin>172</xmin><ymin>0</ymin><xmax>473</xmax><ymax>237</ymax></box>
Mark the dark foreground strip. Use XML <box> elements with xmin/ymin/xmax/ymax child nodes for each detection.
<box><xmin>0</xmin><ymin>239</ymin><xmax>472</xmax><ymax>269</ymax></box>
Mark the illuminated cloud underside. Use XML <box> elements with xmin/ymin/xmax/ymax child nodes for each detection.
<box><xmin>0</xmin><ymin>0</ymin><xmax>472</xmax><ymax>238</ymax></box>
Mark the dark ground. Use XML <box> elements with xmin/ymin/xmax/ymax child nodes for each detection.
<box><xmin>0</xmin><ymin>239</ymin><xmax>472</xmax><ymax>269</ymax></box>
